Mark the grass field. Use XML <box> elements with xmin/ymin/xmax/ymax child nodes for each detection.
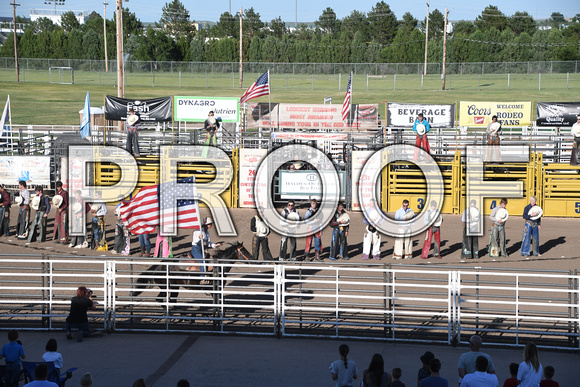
<box><xmin>1</xmin><ymin>68</ymin><xmax>580</xmax><ymax>125</ymax></box>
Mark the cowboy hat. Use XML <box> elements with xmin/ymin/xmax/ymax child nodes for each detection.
<box><xmin>415</xmin><ymin>123</ymin><xmax>426</xmax><ymax>136</ymax></box>
<box><xmin>203</xmin><ymin>217</ymin><xmax>213</xmax><ymax>225</ymax></box>
<box><xmin>433</xmin><ymin>214</ymin><xmax>443</xmax><ymax>227</ymax></box>
<box><xmin>572</xmin><ymin>123</ymin><xmax>580</xmax><ymax>138</ymax></box>
<box><xmin>495</xmin><ymin>207</ymin><xmax>509</xmax><ymax>222</ymax></box>
<box><xmin>286</xmin><ymin>212</ymin><xmax>300</xmax><ymax>222</ymax></box>
<box><xmin>90</xmin><ymin>203</ymin><xmax>102</xmax><ymax>213</ymax></box>
<box><xmin>72</xmin><ymin>202</ymin><xmax>82</xmax><ymax>214</ymax></box>
<box><xmin>14</xmin><ymin>196</ymin><xmax>22</xmax><ymax>205</ymax></box>
<box><xmin>403</xmin><ymin>209</ymin><xmax>415</xmax><ymax>221</ymax></box>
<box><xmin>528</xmin><ymin>206</ymin><xmax>543</xmax><ymax>221</ymax></box>
<box><xmin>337</xmin><ymin>212</ymin><xmax>350</xmax><ymax>226</ymax></box>
<box><xmin>52</xmin><ymin>194</ymin><xmax>63</xmax><ymax>208</ymax></box>
<box><xmin>31</xmin><ymin>196</ymin><xmax>40</xmax><ymax>211</ymax></box>
<box><xmin>469</xmin><ymin>206</ymin><xmax>481</xmax><ymax>222</ymax></box>
<box><xmin>489</xmin><ymin>122</ymin><xmax>501</xmax><ymax>134</ymax></box>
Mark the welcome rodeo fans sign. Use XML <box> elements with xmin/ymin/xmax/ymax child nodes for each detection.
<box><xmin>459</xmin><ymin>101</ymin><xmax>533</xmax><ymax>127</ymax></box>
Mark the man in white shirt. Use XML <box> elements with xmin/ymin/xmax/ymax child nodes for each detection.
<box><xmin>460</xmin><ymin>356</ymin><xmax>498</xmax><ymax>387</ymax></box>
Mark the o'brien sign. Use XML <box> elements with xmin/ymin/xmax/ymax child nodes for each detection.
<box><xmin>66</xmin><ymin>144</ymin><xmax>528</xmax><ymax>238</ymax></box>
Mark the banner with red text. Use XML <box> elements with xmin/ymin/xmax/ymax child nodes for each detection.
<box><xmin>459</xmin><ymin>101</ymin><xmax>532</xmax><ymax>127</ymax></box>
<box><xmin>239</xmin><ymin>148</ymin><xmax>268</xmax><ymax>208</ymax></box>
<box><xmin>246</xmin><ymin>103</ymin><xmax>379</xmax><ymax>130</ymax></box>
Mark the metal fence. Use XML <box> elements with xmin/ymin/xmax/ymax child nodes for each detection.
<box><xmin>1</xmin><ymin>58</ymin><xmax>579</xmax><ymax>75</ymax></box>
<box><xmin>1</xmin><ymin>256</ymin><xmax>578</xmax><ymax>349</ymax></box>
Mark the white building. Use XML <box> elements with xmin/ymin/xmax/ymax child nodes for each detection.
<box><xmin>29</xmin><ymin>9</ymin><xmax>89</xmax><ymax>25</ymax></box>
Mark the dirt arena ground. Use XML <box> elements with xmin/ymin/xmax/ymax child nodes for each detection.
<box><xmin>1</xmin><ymin>205</ymin><xmax>579</xmax><ymax>273</ymax></box>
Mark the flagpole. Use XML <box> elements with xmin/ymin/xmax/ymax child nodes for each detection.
<box><xmin>348</xmin><ymin>71</ymin><xmax>352</xmax><ymax>144</ymax></box>
<box><xmin>8</xmin><ymin>95</ymin><xmax>13</xmax><ymax>154</ymax></box>
<box><xmin>268</xmin><ymin>69</ymin><xmax>271</xmax><ymax>133</ymax></box>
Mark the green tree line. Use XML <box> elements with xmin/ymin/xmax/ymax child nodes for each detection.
<box><xmin>1</xmin><ymin>2</ymin><xmax>579</xmax><ymax>64</ymax></box>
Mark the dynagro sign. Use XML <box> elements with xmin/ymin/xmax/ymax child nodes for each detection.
<box><xmin>459</xmin><ymin>101</ymin><xmax>532</xmax><ymax>127</ymax></box>
<box><xmin>174</xmin><ymin>96</ymin><xmax>240</xmax><ymax>123</ymax></box>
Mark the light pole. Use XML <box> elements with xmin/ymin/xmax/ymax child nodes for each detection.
<box><xmin>423</xmin><ymin>0</ymin><xmax>429</xmax><ymax>76</ymax></box>
<box><xmin>103</xmin><ymin>1</ymin><xmax>108</xmax><ymax>72</ymax></box>
<box><xmin>11</xmin><ymin>1</ymin><xmax>19</xmax><ymax>82</ymax></box>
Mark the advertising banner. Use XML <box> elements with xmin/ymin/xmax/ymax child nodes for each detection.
<box><xmin>386</xmin><ymin>103</ymin><xmax>455</xmax><ymax>128</ymax></box>
<box><xmin>246</xmin><ymin>103</ymin><xmax>379</xmax><ymax>130</ymax></box>
<box><xmin>105</xmin><ymin>96</ymin><xmax>172</xmax><ymax>122</ymax></box>
<box><xmin>174</xmin><ymin>96</ymin><xmax>240</xmax><ymax>123</ymax></box>
<box><xmin>239</xmin><ymin>148</ymin><xmax>268</xmax><ymax>208</ymax></box>
<box><xmin>459</xmin><ymin>101</ymin><xmax>532</xmax><ymax>127</ymax></box>
<box><xmin>279</xmin><ymin>170</ymin><xmax>346</xmax><ymax>200</ymax></box>
<box><xmin>0</xmin><ymin>156</ymin><xmax>51</xmax><ymax>188</ymax></box>
<box><xmin>536</xmin><ymin>102</ymin><xmax>580</xmax><ymax>127</ymax></box>
<box><xmin>351</xmin><ymin>151</ymin><xmax>377</xmax><ymax>211</ymax></box>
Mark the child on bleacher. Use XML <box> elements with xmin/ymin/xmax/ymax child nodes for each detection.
<box><xmin>503</xmin><ymin>363</ymin><xmax>519</xmax><ymax>387</ymax></box>
<box><xmin>540</xmin><ymin>366</ymin><xmax>559</xmax><ymax>387</ymax></box>
<box><xmin>0</xmin><ymin>330</ymin><xmax>25</xmax><ymax>387</ymax></box>
<box><xmin>392</xmin><ymin>367</ymin><xmax>405</xmax><ymax>387</ymax></box>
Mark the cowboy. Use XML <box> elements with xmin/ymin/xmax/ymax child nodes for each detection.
<box><xmin>329</xmin><ymin>202</ymin><xmax>350</xmax><ymax>261</ymax></box>
<box><xmin>189</xmin><ymin>217</ymin><xmax>221</xmax><ymax>284</ymax></box>
<box><xmin>488</xmin><ymin>198</ymin><xmax>509</xmax><ymax>258</ymax></box>
<box><xmin>421</xmin><ymin>200</ymin><xmax>442</xmax><ymax>259</ymax></box>
<box><xmin>250</xmin><ymin>212</ymin><xmax>273</xmax><ymax>261</ymax></box>
<box><xmin>413</xmin><ymin>113</ymin><xmax>431</xmax><ymax>160</ymax></box>
<box><xmin>28</xmin><ymin>186</ymin><xmax>51</xmax><ymax>242</ymax></box>
<box><xmin>461</xmin><ymin>200</ymin><xmax>481</xmax><ymax>259</ymax></box>
<box><xmin>52</xmin><ymin>180</ymin><xmax>69</xmax><ymax>244</ymax></box>
<box><xmin>486</xmin><ymin>115</ymin><xmax>502</xmax><ymax>161</ymax></box>
<box><xmin>203</xmin><ymin>110</ymin><xmax>220</xmax><ymax>146</ymax></box>
<box><xmin>279</xmin><ymin>200</ymin><xmax>301</xmax><ymax>261</ymax></box>
<box><xmin>393</xmin><ymin>199</ymin><xmax>414</xmax><ymax>259</ymax></box>
<box><xmin>362</xmin><ymin>199</ymin><xmax>383</xmax><ymax>260</ymax></box>
<box><xmin>16</xmin><ymin>180</ymin><xmax>30</xmax><ymax>239</ymax></box>
<box><xmin>126</xmin><ymin>107</ymin><xmax>141</xmax><ymax>156</ymax></box>
<box><xmin>90</xmin><ymin>192</ymin><xmax>108</xmax><ymax>251</ymax></box>
<box><xmin>521</xmin><ymin>196</ymin><xmax>542</xmax><ymax>257</ymax></box>
<box><xmin>0</xmin><ymin>184</ymin><xmax>10</xmax><ymax>236</ymax></box>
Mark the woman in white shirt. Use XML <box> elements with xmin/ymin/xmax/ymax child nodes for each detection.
<box><xmin>42</xmin><ymin>338</ymin><xmax>63</xmax><ymax>370</ymax></box>
<box><xmin>517</xmin><ymin>342</ymin><xmax>542</xmax><ymax>387</ymax></box>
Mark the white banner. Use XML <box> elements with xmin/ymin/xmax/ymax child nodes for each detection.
<box><xmin>271</xmin><ymin>132</ymin><xmax>348</xmax><ymax>140</ymax></box>
<box><xmin>0</xmin><ymin>156</ymin><xmax>51</xmax><ymax>188</ymax></box>
<box><xmin>386</xmin><ymin>102</ymin><xmax>455</xmax><ymax>128</ymax></box>
<box><xmin>174</xmin><ymin>96</ymin><xmax>240</xmax><ymax>122</ymax></box>
<box><xmin>351</xmin><ymin>151</ymin><xmax>376</xmax><ymax>211</ymax></box>
<box><xmin>280</xmin><ymin>170</ymin><xmax>345</xmax><ymax>200</ymax></box>
<box><xmin>239</xmin><ymin>148</ymin><xmax>268</xmax><ymax>208</ymax></box>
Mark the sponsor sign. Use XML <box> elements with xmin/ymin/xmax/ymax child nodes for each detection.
<box><xmin>279</xmin><ymin>170</ymin><xmax>346</xmax><ymax>200</ymax></box>
<box><xmin>174</xmin><ymin>96</ymin><xmax>240</xmax><ymax>123</ymax></box>
<box><xmin>105</xmin><ymin>96</ymin><xmax>172</xmax><ymax>122</ymax></box>
<box><xmin>351</xmin><ymin>151</ymin><xmax>377</xmax><ymax>211</ymax></box>
<box><xmin>459</xmin><ymin>101</ymin><xmax>532</xmax><ymax>127</ymax></box>
<box><xmin>386</xmin><ymin>103</ymin><xmax>456</xmax><ymax>128</ymax></box>
<box><xmin>0</xmin><ymin>156</ymin><xmax>51</xmax><ymax>188</ymax></box>
<box><xmin>536</xmin><ymin>102</ymin><xmax>580</xmax><ymax>127</ymax></box>
<box><xmin>246</xmin><ymin>103</ymin><xmax>379</xmax><ymax>130</ymax></box>
<box><xmin>239</xmin><ymin>148</ymin><xmax>268</xmax><ymax>208</ymax></box>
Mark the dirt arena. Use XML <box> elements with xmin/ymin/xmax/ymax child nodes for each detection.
<box><xmin>1</xmin><ymin>205</ymin><xmax>579</xmax><ymax>273</ymax></box>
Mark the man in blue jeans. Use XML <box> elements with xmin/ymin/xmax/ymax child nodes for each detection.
<box><xmin>0</xmin><ymin>184</ymin><xmax>10</xmax><ymax>236</ymax></box>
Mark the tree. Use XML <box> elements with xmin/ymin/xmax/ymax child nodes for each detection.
<box><xmin>134</xmin><ymin>27</ymin><xmax>176</xmax><ymax>61</ymax></box>
<box><xmin>189</xmin><ymin>34</ymin><xmax>205</xmax><ymax>61</ymax></box>
<box><xmin>366</xmin><ymin>39</ymin><xmax>382</xmax><ymax>63</ymax></box>
<box><xmin>261</xmin><ymin>35</ymin><xmax>281</xmax><ymax>62</ymax></box>
<box><xmin>368</xmin><ymin>1</ymin><xmax>399</xmax><ymax>45</ymax></box>
<box><xmin>50</xmin><ymin>29</ymin><xmax>67</xmax><ymax>58</ymax></box>
<box><xmin>61</xmin><ymin>11</ymin><xmax>80</xmax><ymax>33</ymax></box>
<box><xmin>243</xmin><ymin>8</ymin><xmax>264</xmax><ymax>39</ymax></box>
<box><xmin>452</xmin><ymin>20</ymin><xmax>475</xmax><ymax>36</ymax></box>
<box><xmin>114</xmin><ymin>7</ymin><xmax>143</xmax><ymax>37</ymax></box>
<box><xmin>350</xmin><ymin>30</ymin><xmax>367</xmax><ymax>63</ymax></box>
<box><xmin>214</xmin><ymin>12</ymin><xmax>237</xmax><ymax>38</ymax></box>
<box><xmin>342</xmin><ymin>10</ymin><xmax>369</xmax><ymax>40</ymax></box>
<box><xmin>158</xmin><ymin>0</ymin><xmax>195</xmax><ymax>40</ymax></box>
<box><xmin>549</xmin><ymin>12</ymin><xmax>566</xmax><ymax>28</ymax></box>
<box><xmin>83</xmin><ymin>29</ymin><xmax>102</xmax><ymax>60</ymax></box>
<box><xmin>67</xmin><ymin>29</ymin><xmax>84</xmax><ymax>59</ymax></box>
<box><xmin>426</xmin><ymin>9</ymin><xmax>445</xmax><ymax>40</ymax></box>
<box><xmin>474</xmin><ymin>5</ymin><xmax>507</xmax><ymax>31</ymax></box>
<box><xmin>509</xmin><ymin>11</ymin><xmax>536</xmax><ymax>36</ymax></box>
<box><xmin>315</xmin><ymin>7</ymin><xmax>340</xmax><ymax>35</ymax></box>
<box><xmin>400</xmin><ymin>12</ymin><xmax>418</xmax><ymax>37</ymax></box>
<box><xmin>28</xmin><ymin>17</ymin><xmax>56</xmax><ymax>34</ymax></box>
<box><xmin>269</xmin><ymin>17</ymin><xmax>286</xmax><ymax>39</ymax></box>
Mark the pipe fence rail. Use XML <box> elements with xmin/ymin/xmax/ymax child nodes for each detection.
<box><xmin>0</xmin><ymin>256</ymin><xmax>578</xmax><ymax>349</ymax></box>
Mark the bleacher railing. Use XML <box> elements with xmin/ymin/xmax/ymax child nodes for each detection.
<box><xmin>0</xmin><ymin>256</ymin><xmax>578</xmax><ymax>349</ymax></box>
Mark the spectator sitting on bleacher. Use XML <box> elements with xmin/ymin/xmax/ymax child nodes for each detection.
<box><xmin>23</xmin><ymin>363</ymin><xmax>57</xmax><ymax>387</ymax></box>
<box><xmin>42</xmin><ymin>338</ymin><xmax>63</xmax><ymax>371</ymax></box>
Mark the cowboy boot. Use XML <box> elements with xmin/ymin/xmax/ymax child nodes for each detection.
<box><xmin>139</xmin><ymin>245</ymin><xmax>145</xmax><ymax>257</ymax></box>
<box><xmin>315</xmin><ymin>250</ymin><xmax>321</xmax><ymax>261</ymax></box>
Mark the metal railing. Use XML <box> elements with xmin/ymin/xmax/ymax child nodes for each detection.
<box><xmin>1</xmin><ymin>256</ymin><xmax>578</xmax><ymax>349</ymax></box>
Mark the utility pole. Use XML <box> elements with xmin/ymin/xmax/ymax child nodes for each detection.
<box><xmin>11</xmin><ymin>1</ymin><xmax>19</xmax><ymax>83</ymax></box>
<box><xmin>239</xmin><ymin>7</ymin><xmax>243</xmax><ymax>88</ymax></box>
<box><xmin>295</xmin><ymin>0</ymin><xmax>297</xmax><ymax>28</ymax></box>
<box><xmin>116</xmin><ymin>0</ymin><xmax>124</xmax><ymax>98</ymax></box>
<box><xmin>442</xmin><ymin>8</ymin><xmax>448</xmax><ymax>91</ymax></box>
<box><xmin>104</xmin><ymin>1</ymin><xmax>108</xmax><ymax>72</ymax></box>
<box><xmin>423</xmin><ymin>0</ymin><xmax>430</xmax><ymax>76</ymax></box>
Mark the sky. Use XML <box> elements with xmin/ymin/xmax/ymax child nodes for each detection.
<box><xmin>1</xmin><ymin>0</ymin><xmax>578</xmax><ymax>25</ymax></box>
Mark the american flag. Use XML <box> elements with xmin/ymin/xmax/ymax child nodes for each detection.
<box><xmin>120</xmin><ymin>176</ymin><xmax>201</xmax><ymax>235</ymax></box>
<box><xmin>240</xmin><ymin>70</ymin><xmax>270</xmax><ymax>104</ymax></box>
<box><xmin>342</xmin><ymin>71</ymin><xmax>353</xmax><ymax>121</ymax></box>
